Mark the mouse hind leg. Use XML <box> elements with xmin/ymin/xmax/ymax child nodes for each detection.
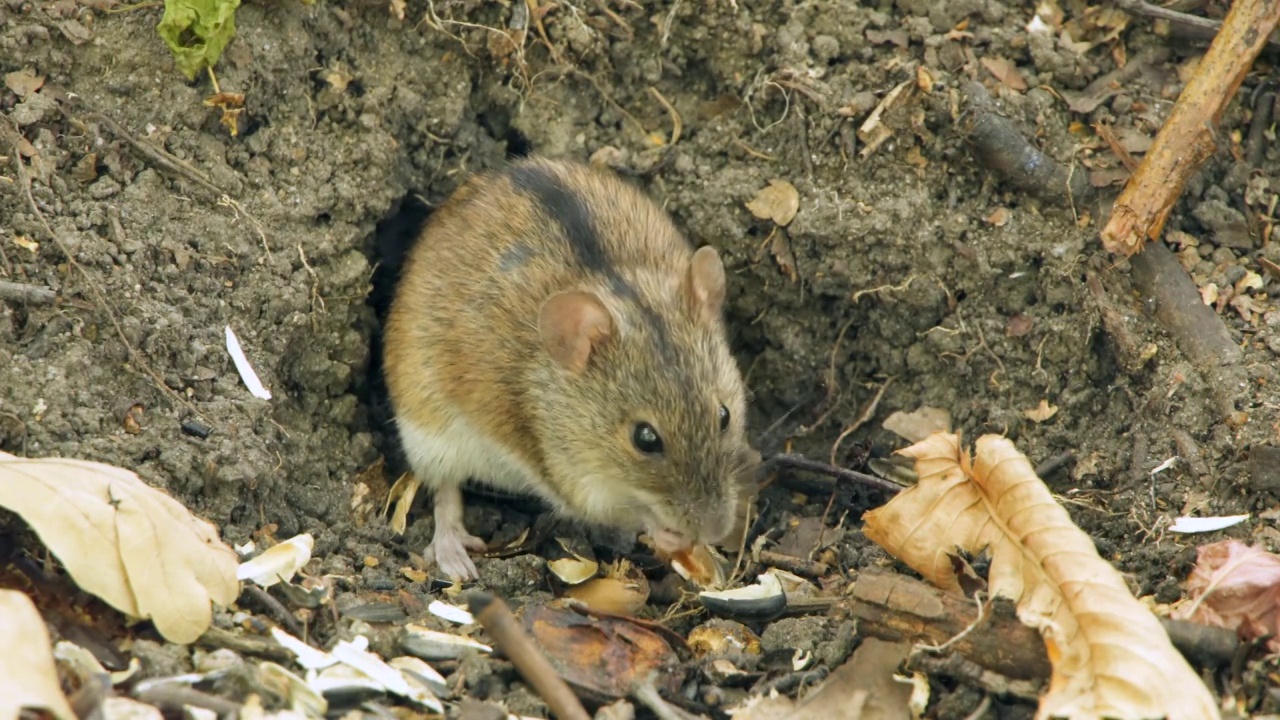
<box><xmin>397</xmin><ymin>410</ymin><xmax>546</xmax><ymax>581</ymax></box>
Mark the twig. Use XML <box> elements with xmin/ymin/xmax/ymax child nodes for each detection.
<box><xmin>960</xmin><ymin>81</ymin><xmax>1093</xmax><ymax>208</ymax></box>
<box><xmin>0</xmin><ymin>280</ymin><xmax>56</xmax><ymax>305</ymax></box>
<box><xmin>134</xmin><ymin>685</ymin><xmax>242</xmax><ymax>716</ymax></box>
<box><xmin>631</xmin><ymin>675</ymin><xmax>701</xmax><ymax>720</ymax></box>
<box><xmin>1129</xmin><ymin>240</ymin><xmax>1247</xmax><ymax>422</ymax></box>
<box><xmin>1246</xmin><ymin>90</ymin><xmax>1275</xmax><ymax>168</ymax></box>
<box><xmin>80</xmin><ymin>111</ymin><xmax>227</xmax><ymax>198</ymax></box>
<box><xmin>828</xmin><ymin>377</ymin><xmax>892</xmax><ymax>465</ymax></box>
<box><xmin>243</xmin><ymin>585</ymin><xmax>308</xmax><ymax>640</ymax></box>
<box><xmin>765</xmin><ymin>453</ymin><xmax>903</xmax><ymax>495</ymax></box>
<box><xmin>1117</xmin><ymin>0</ymin><xmax>1280</xmax><ymax>49</ymax></box>
<box><xmin>793</xmin><ymin>316</ymin><xmax>857</xmax><ymax>438</ymax></box>
<box><xmin>195</xmin><ymin>627</ymin><xmax>294</xmax><ymax>663</ymax></box>
<box><xmin>1101</xmin><ymin>0</ymin><xmax>1280</xmax><ymax>255</ymax></box>
<box><xmin>906</xmin><ymin>652</ymin><xmax>1042</xmax><ymax>704</ymax></box>
<box><xmin>811</xmin><ymin>378</ymin><xmax>894</xmax><ymax>551</ymax></box>
<box><xmin>647</xmin><ymin>87</ymin><xmax>682</xmax><ymax>146</ymax></box>
<box><xmin>466</xmin><ymin>592</ymin><xmax>591</xmax><ymax>720</ymax></box>
<box><xmin>757</xmin><ymin>550</ymin><xmax>829</xmax><ymax>578</ymax></box>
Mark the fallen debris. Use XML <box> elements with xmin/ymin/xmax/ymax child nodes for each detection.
<box><xmin>0</xmin><ymin>452</ymin><xmax>239</xmax><ymax>644</ymax></box>
<box><xmin>0</xmin><ymin>279</ymin><xmax>56</xmax><ymax>305</ymax></box>
<box><xmin>0</xmin><ymin>590</ymin><xmax>75</xmax><ymax>720</ymax></box>
<box><xmin>1129</xmin><ymin>240</ymin><xmax>1248</xmax><ymax>422</ymax></box>
<box><xmin>236</xmin><ymin>533</ymin><xmax>314</xmax><ymax>587</ymax></box>
<box><xmin>467</xmin><ymin>593</ymin><xmax>592</xmax><ymax>720</ymax></box>
<box><xmin>863</xmin><ymin>433</ymin><xmax>1221</xmax><ymax>719</ymax></box>
<box><xmin>1101</xmin><ymin>0</ymin><xmax>1280</xmax><ymax>255</ymax></box>
<box><xmin>1169</xmin><ymin>515</ymin><xmax>1250</xmax><ymax>534</ymax></box>
<box><xmin>960</xmin><ymin>80</ymin><xmax>1093</xmax><ymax>208</ymax></box>
<box><xmin>225</xmin><ymin>325</ymin><xmax>272</xmax><ymax>400</ymax></box>
<box><xmin>745</xmin><ymin>179</ymin><xmax>800</xmax><ymax>226</ymax></box>
<box><xmin>882</xmin><ymin>406</ymin><xmax>952</xmax><ymax>444</ymax></box>
<box><xmin>1177</xmin><ymin>539</ymin><xmax>1280</xmax><ymax>653</ymax></box>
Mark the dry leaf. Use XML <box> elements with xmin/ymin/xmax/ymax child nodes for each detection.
<box><xmin>1006</xmin><ymin>313</ymin><xmax>1034</xmax><ymax>337</ymax></box>
<box><xmin>57</xmin><ymin>19</ymin><xmax>92</xmax><ymax>44</ymax></box>
<box><xmin>1023</xmin><ymin>399</ymin><xmax>1058</xmax><ymax>423</ymax></box>
<box><xmin>980</xmin><ymin>56</ymin><xmax>1028</xmax><ymax>91</ymax></box>
<box><xmin>905</xmin><ymin>146</ymin><xmax>928</xmax><ymax>173</ymax></box>
<box><xmin>0</xmin><ymin>452</ymin><xmax>240</xmax><ymax>645</ymax></box>
<box><xmin>770</xmin><ymin>230</ymin><xmax>798</xmax><ymax>282</ymax></box>
<box><xmin>745</xmin><ymin>180</ymin><xmax>800</xmax><ymax>226</ymax></box>
<box><xmin>858</xmin><ymin>77</ymin><xmax>915</xmax><ymax>158</ymax></box>
<box><xmin>1176</xmin><ymin>539</ymin><xmax>1280</xmax><ymax>652</ymax></box>
<box><xmin>1230</xmin><ymin>294</ymin><xmax>1261</xmax><ymax>323</ymax></box>
<box><xmin>0</xmin><ymin>590</ymin><xmax>75</xmax><ymax>720</ymax></box>
<box><xmin>1234</xmin><ymin>270</ymin><xmax>1264</xmax><ymax>294</ymax></box>
<box><xmin>984</xmin><ymin>206</ymin><xmax>1011</xmax><ymax>226</ymax></box>
<box><xmin>862</xmin><ymin>433</ymin><xmax>1221</xmax><ymax>720</ymax></box>
<box><xmin>882</xmin><ymin>406</ymin><xmax>952</xmax><ymax>444</ymax></box>
<box><xmin>4</xmin><ymin>69</ymin><xmax>45</xmax><ymax>98</ymax></box>
<box><xmin>203</xmin><ymin>92</ymin><xmax>245</xmax><ymax>137</ymax></box>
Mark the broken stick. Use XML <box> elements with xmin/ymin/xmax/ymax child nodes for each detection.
<box><xmin>466</xmin><ymin>591</ymin><xmax>591</xmax><ymax>720</ymax></box>
<box><xmin>1101</xmin><ymin>0</ymin><xmax>1280</xmax><ymax>255</ymax></box>
<box><xmin>848</xmin><ymin>569</ymin><xmax>1241</xmax><ymax>684</ymax></box>
<box><xmin>0</xmin><ymin>280</ymin><xmax>56</xmax><ymax>305</ymax></box>
<box><xmin>960</xmin><ymin>81</ymin><xmax>1094</xmax><ymax>208</ymax></box>
<box><xmin>1129</xmin><ymin>240</ymin><xmax>1248</xmax><ymax>421</ymax></box>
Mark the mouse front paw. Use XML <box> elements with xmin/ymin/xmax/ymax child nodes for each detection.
<box><xmin>426</xmin><ymin>528</ymin><xmax>486</xmax><ymax>581</ymax></box>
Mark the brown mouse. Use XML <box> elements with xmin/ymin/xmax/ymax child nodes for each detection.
<box><xmin>382</xmin><ymin>156</ymin><xmax>758</xmax><ymax>580</ymax></box>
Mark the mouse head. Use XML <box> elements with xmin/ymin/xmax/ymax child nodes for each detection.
<box><xmin>531</xmin><ymin>246</ymin><xmax>757</xmax><ymax>553</ymax></box>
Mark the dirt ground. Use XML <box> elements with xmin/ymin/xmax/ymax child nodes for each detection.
<box><xmin>4</xmin><ymin>0</ymin><xmax>1280</xmax><ymax>716</ymax></box>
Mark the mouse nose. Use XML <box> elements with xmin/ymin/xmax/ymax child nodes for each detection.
<box><xmin>651</xmin><ymin>527</ymin><xmax>693</xmax><ymax>554</ymax></box>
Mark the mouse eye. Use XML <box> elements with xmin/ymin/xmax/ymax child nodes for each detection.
<box><xmin>718</xmin><ymin>404</ymin><xmax>730</xmax><ymax>432</ymax></box>
<box><xmin>632</xmin><ymin>422</ymin><xmax>664</xmax><ymax>455</ymax></box>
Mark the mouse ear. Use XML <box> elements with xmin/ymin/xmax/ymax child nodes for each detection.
<box><xmin>684</xmin><ymin>245</ymin><xmax>726</xmax><ymax>322</ymax></box>
<box><xmin>538</xmin><ymin>291</ymin><xmax>615</xmax><ymax>373</ymax></box>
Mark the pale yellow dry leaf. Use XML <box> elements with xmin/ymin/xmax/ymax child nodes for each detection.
<box><xmin>0</xmin><ymin>452</ymin><xmax>240</xmax><ymax>645</ymax></box>
<box><xmin>745</xmin><ymin>179</ymin><xmax>800</xmax><ymax>226</ymax></box>
<box><xmin>0</xmin><ymin>590</ymin><xmax>75</xmax><ymax>720</ymax></box>
<box><xmin>1023</xmin><ymin>399</ymin><xmax>1058</xmax><ymax>423</ymax></box>
<box><xmin>862</xmin><ymin>433</ymin><xmax>1220</xmax><ymax>720</ymax></box>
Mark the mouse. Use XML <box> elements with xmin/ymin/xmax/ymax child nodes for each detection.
<box><xmin>382</xmin><ymin>155</ymin><xmax>760</xmax><ymax>581</ymax></box>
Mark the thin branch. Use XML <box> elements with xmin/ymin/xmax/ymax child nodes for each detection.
<box><xmin>765</xmin><ymin>453</ymin><xmax>904</xmax><ymax>495</ymax></box>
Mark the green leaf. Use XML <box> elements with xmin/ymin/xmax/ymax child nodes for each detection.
<box><xmin>156</xmin><ymin>0</ymin><xmax>241</xmax><ymax>80</ymax></box>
